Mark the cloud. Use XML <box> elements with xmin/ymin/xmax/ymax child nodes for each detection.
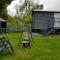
<box><xmin>40</xmin><ymin>0</ymin><xmax>60</xmax><ymax>11</ymax></box>
<box><xmin>7</xmin><ymin>0</ymin><xmax>22</xmax><ymax>16</ymax></box>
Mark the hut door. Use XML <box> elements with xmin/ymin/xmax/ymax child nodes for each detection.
<box><xmin>1</xmin><ymin>22</ymin><xmax>6</xmax><ymax>28</ymax></box>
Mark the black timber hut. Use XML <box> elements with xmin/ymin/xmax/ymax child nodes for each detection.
<box><xmin>32</xmin><ymin>10</ymin><xmax>60</xmax><ymax>34</ymax></box>
<box><xmin>0</xmin><ymin>18</ymin><xmax>6</xmax><ymax>33</ymax></box>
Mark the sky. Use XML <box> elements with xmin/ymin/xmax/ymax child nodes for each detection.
<box><xmin>40</xmin><ymin>0</ymin><xmax>60</xmax><ymax>11</ymax></box>
<box><xmin>7</xmin><ymin>0</ymin><xmax>60</xmax><ymax>16</ymax></box>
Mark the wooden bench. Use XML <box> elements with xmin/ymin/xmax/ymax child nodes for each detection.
<box><xmin>0</xmin><ymin>37</ymin><xmax>15</xmax><ymax>55</ymax></box>
<box><xmin>21</xmin><ymin>37</ymin><xmax>30</xmax><ymax>48</ymax></box>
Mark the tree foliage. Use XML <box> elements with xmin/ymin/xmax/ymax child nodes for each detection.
<box><xmin>15</xmin><ymin>0</ymin><xmax>43</xmax><ymax>26</ymax></box>
<box><xmin>0</xmin><ymin>0</ymin><xmax>12</xmax><ymax>19</ymax></box>
<box><xmin>7</xmin><ymin>0</ymin><xmax>43</xmax><ymax>27</ymax></box>
<box><xmin>15</xmin><ymin>0</ymin><xmax>43</xmax><ymax>17</ymax></box>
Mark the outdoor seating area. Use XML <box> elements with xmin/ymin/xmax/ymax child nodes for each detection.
<box><xmin>19</xmin><ymin>32</ymin><xmax>32</xmax><ymax>48</ymax></box>
<box><xmin>0</xmin><ymin>33</ymin><xmax>60</xmax><ymax>60</ymax></box>
<box><xmin>1</xmin><ymin>0</ymin><xmax>60</xmax><ymax>60</ymax></box>
<box><xmin>0</xmin><ymin>37</ymin><xmax>15</xmax><ymax>55</ymax></box>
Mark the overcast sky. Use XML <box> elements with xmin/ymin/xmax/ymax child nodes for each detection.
<box><xmin>40</xmin><ymin>0</ymin><xmax>60</xmax><ymax>10</ymax></box>
<box><xmin>7</xmin><ymin>0</ymin><xmax>60</xmax><ymax>16</ymax></box>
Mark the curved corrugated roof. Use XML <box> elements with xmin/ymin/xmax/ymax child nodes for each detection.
<box><xmin>0</xmin><ymin>18</ymin><xmax>6</xmax><ymax>22</ymax></box>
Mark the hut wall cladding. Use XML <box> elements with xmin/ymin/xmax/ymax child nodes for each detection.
<box><xmin>54</xmin><ymin>13</ymin><xmax>60</xmax><ymax>28</ymax></box>
<box><xmin>32</xmin><ymin>11</ymin><xmax>54</xmax><ymax>29</ymax></box>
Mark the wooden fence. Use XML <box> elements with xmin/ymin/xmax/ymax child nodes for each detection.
<box><xmin>0</xmin><ymin>26</ymin><xmax>31</xmax><ymax>34</ymax></box>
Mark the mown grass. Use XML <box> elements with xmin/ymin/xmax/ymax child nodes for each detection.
<box><xmin>0</xmin><ymin>33</ymin><xmax>60</xmax><ymax>60</ymax></box>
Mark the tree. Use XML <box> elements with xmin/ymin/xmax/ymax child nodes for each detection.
<box><xmin>20</xmin><ymin>0</ymin><xmax>43</xmax><ymax>22</ymax></box>
<box><xmin>15</xmin><ymin>0</ymin><xmax>43</xmax><ymax>19</ymax></box>
<box><xmin>0</xmin><ymin>0</ymin><xmax>12</xmax><ymax>19</ymax></box>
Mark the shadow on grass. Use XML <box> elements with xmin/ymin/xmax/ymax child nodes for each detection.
<box><xmin>0</xmin><ymin>49</ymin><xmax>13</xmax><ymax>60</ymax></box>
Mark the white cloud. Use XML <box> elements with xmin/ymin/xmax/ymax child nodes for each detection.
<box><xmin>7</xmin><ymin>0</ymin><xmax>22</xmax><ymax>16</ymax></box>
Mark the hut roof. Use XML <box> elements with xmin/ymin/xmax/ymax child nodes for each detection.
<box><xmin>0</xmin><ymin>18</ymin><xmax>6</xmax><ymax>22</ymax></box>
<box><xmin>33</xmin><ymin>9</ymin><xmax>60</xmax><ymax>13</ymax></box>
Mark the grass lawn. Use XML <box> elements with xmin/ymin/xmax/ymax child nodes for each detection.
<box><xmin>0</xmin><ymin>33</ymin><xmax>60</xmax><ymax>60</ymax></box>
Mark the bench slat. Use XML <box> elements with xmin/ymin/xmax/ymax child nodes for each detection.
<box><xmin>0</xmin><ymin>45</ymin><xmax>10</xmax><ymax>51</ymax></box>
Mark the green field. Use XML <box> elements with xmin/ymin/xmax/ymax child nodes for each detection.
<box><xmin>0</xmin><ymin>33</ymin><xmax>60</xmax><ymax>60</ymax></box>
